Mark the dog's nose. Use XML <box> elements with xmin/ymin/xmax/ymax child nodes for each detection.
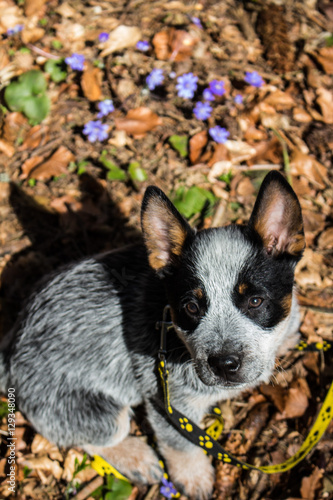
<box><xmin>208</xmin><ymin>354</ymin><xmax>241</xmax><ymax>379</ymax></box>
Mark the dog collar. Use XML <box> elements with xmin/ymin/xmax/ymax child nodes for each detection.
<box><xmin>157</xmin><ymin>304</ymin><xmax>333</xmax><ymax>474</ymax></box>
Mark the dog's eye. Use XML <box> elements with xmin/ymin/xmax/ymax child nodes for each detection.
<box><xmin>185</xmin><ymin>301</ymin><xmax>200</xmax><ymax>316</ymax></box>
<box><xmin>248</xmin><ymin>297</ymin><xmax>263</xmax><ymax>309</ymax></box>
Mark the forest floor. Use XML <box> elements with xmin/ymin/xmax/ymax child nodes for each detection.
<box><xmin>0</xmin><ymin>0</ymin><xmax>333</xmax><ymax>499</ymax></box>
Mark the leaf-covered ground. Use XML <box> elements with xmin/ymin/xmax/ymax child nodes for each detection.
<box><xmin>0</xmin><ymin>0</ymin><xmax>333</xmax><ymax>499</ymax></box>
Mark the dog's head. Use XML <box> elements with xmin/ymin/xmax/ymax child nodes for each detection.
<box><xmin>141</xmin><ymin>171</ymin><xmax>304</xmax><ymax>390</ymax></box>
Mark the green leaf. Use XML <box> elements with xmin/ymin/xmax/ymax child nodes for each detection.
<box><xmin>45</xmin><ymin>59</ymin><xmax>67</xmax><ymax>83</ymax></box>
<box><xmin>20</xmin><ymin>70</ymin><xmax>47</xmax><ymax>95</ymax></box>
<box><xmin>4</xmin><ymin>81</ymin><xmax>32</xmax><ymax>111</ymax></box>
<box><xmin>52</xmin><ymin>40</ymin><xmax>63</xmax><ymax>50</ymax></box>
<box><xmin>22</xmin><ymin>94</ymin><xmax>50</xmax><ymax>124</ymax></box>
<box><xmin>100</xmin><ymin>151</ymin><xmax>126</xmax><ymax>181</ymax></box>
<box><xmin>128</xmin><ymin>161</ymin><xmax>147</xmax><ymax>182</ymax></box>
<box><xmin>169</xmin><ymin>135</ymin><xmax>188</xmax><ymax>158</ymax></box>
<box><xmin>173</xmin><ymin>186</ymin><xmax>216</xmax><ymax>218</ymax></box>
<box><xmin>105</xmin><ymin>478</ymin><xmax>132</xmax><ymax>500</ymax></box>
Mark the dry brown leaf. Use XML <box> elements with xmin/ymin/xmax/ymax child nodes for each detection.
<box><xmin>31</xmin><ymin>434</ymin><xmax>63</xmax><ymax>462</ymax></box>
<box><xmin>21</xmin><ymin>27</ymin><xmax>45</xmax><ymax>44</ymax></box>
<box><xmin>315</xmin><ymin>47</ymin><xmax>333</xmax><ymax>75</ymax></box>
<box><xmin>300</xmin><ymin>467</ymin><xmax>323</xmax><ymax>500</ymax></box>
<box><xmin>260</xmin><ymin>384</ymin><xmax>285</xmax><ymax>413</ymax></box>
<box><xmin>62</xmin><ymin>449</ymin><xmax>96</xmax><ymax>483</ymax></box>
<box><xmin>3</xmin><ymin>112</ymin><xmax>28</xmax><ymax>144</ymax></box>
<box><xmin>21</xmin><ymin>156</ymin><xmax>44</xmax><ymax>179</ymax></box>
<box><xmin>236</xmin><ymin>176</ymin><xmax>255</xmax><ymax>198</ymax></box>
<box><xmin>225</xmin><ymin>140</ymin><xmax>257</xmax><ymax>163</ymax></box>
<box><xmin>18</xmin><ymin>455</ymin><xmax>63</xmax><ymax>479</ymax></box>
<box><xmin>115</xmin><ymin>107</ymin><xmax>162</xmax><ymax>138</ymax></box>
<box><xmin>50</xmin><ymin>195</ymin><xmax>82</xmax><ymax>214</ymax></box>
<box><xmin>264</xmin><ymin>90</ymin><xmax>295</xmax><ymax>111</ymax></box>
<box><xmin>24</xmin><ymin>0</ymin><xmax>47</xmax><ymax>16</ymax></box>
<box><xmin>20</xmin><ymin>125</ymin><xmax>49</xmax><ymax>151</ymax></box>
<box><xmin>318</xmin><ymin>227</ymin><xmax>333</xmax><ymax>250</ymax></box>
<box><xmin>293</xmin><ymin>107</ymin><xmax>312</xmax><ymax>123</ymax></box>
<box><xmin>290</xmin><ymin>150</ymin><xmax>328</xmax><ymax>189</ymax></box>
<box><xmin>316</xmin><ymin>88</ymin><xmax>333</xmax><ymax>124</ymax></box>
<box><xmin>189</xmin><ymin>130</ymin><xmax>208</xmax><ymax>164</ymax></box>
<box><xmin>26</xmin><ymin>146</ymin><xmax>75</xmax><ymax>181</ymax></box>
<box><xmin>278</xmin><ymin>378</ymin><xmax>310</xmax><ymax>420</ymax></box>
<box><xmin>81</xmin><ymin>63</ymin><xmax>102</xmax><ymax>101</ymax></box>
<box><xmin>0</xmin><ymin>46</ymin><xmax>9</xmax><ymax>70</ymax></box>
<box><xmin>0</xmin><ymin>139</ymin><xmax>15</xmax><ymax>157</ymax></box>
<box><xmin>100</xmin><ymin>25</ymin><xmax>141</xmax><ymax>57</ymax></box>
<box><xmin>153</xmin><ymin>28</ymin><xmax>198</xmax><ymax>61</ymax></box>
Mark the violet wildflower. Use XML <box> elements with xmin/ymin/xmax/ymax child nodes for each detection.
<box><xmin>98</xmin><ymin>32</ymin><xmax>109</xmax><ymax>42</ymax></box>
<box><xmin>203</xmin><ymin>88</ymin><xmax>215</xmax><ymax>101</ymax></box>
<box><xmin>97</xmin><ymin>99</ymin><xmax>114</xmax><ymax>118</ymax></box>
<box><xmin>193</xmin><ymin>101</ymin><xmax>212</xmax><ymax>120</ymax></box>
<box><xmin>7</xmin><ymin>24</ymin><xmax>24</xmax><ymax>36</ymax></box>
<box><xmin>169</xmin><ymin>71</ymin><xmax>176</xmax><ymax>79</ymax></box>
<box><xmin>176</xmin><ymin>72</ymin><xmax>198</xmax><ymax>99</ymax></box>
<box><xmin>136</xmin><ymin>40</ymin><xmax>150</xmax><ymax>51</ymax></box>
<box><xmin>160</xmin><ymin>477</ymin><xmax>178</xmax><ymax>499</ymax></box>
<box><xmin>234</xmin><ymin>94</ymin><xmax>243</xmax><ymax>104</ymax></box>
<box><xmin>146</xmin><ymin>68</ymin><xmax>164</xmax><ymax>90</ymax></box>
<box><xmin>209</xmin><ymin>126</ymin><xmax>230</xmax><ymax>144</ymax></box>
<box><xmin>209</xmin><ymin>79</ymin><xmax>225</xmax><ymax>96</ymax></box>
<box><xmin>83</xmin><ymin>120</ymin><xmax>108</xmax><ymax>143</ymax></box>
<box><xmin>65</xmin><ymin>53</ymin><xmax>85</xmax><ymax>71</ymax></box>
<box><xmin>244</xmin><ymin>71</ymin><xmax>264</xmax><ymax>87</ymax></box>
<box><xmin>190</xmin><ymin>16</ymin><xmax>203</xmax><ymax>29</ymax></box>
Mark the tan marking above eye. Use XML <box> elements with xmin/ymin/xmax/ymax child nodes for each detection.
<box><xmin>238</xmin><ymin>283</ymin><xmax>248</xmax><ymax>294</ymax></box>
<box><xmin>193</xmin><ymin>288</ymin><xmax>203</xmax><ymax>299</ymax></box>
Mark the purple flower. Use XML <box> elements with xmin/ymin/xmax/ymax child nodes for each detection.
<box><xmin>209</xmin><ymin>79</ymin><xmax>225</xmax><ymax>96</ymax></box>
<box><xmin>190</xmin><ymin>16</ymin><xmax>203</xmax><ymax>29</ymax></box>
<box><xmin>98</xmin><ymin>32</ymin><xmax>109</xmax><ymax>42</ymax></box>
<box><xmin>83</xmin><ymin>120</ymin><xmax>108</xmax><ymax>142</ymax></box>
<box><xmin>193</xmin><ymin>101</ymin><xmax>212</xmax><ymax>120</ymax></box>
<box><xmin>7</xmin><ymin>24</ymin><xmax>24</xmax><ymax>36</ymax></box>
<box><xmin>146</xmin><ymin>68</ymin><xmax>164</xmax><ymax>90</ymax></box>
<box><xmin>209</xmin><ymin>126</ymin><xmax>230</xmax><ymax>144</ymax></box>
<box><xmin>97</xmin><ymin>99</ymin><xmax>115</xmax><ymax>118</ymax></box>
<box><xmin>244</xmin><ymin>71</ymin><xmax>264</xmax><ymax>87</ymax></box>
<box><xmin>203</xmin><ymin>88</ymin><xmax>215</xmax><ymax>101</ymax></box>
<box><xmin>160</xmin><ymin>477</ymin><xmax>178</xmax><ymax>499</ymax></box>
<box><xmin>234</xmin><ymin>94</ymin><xmax>243</xmax><ymax>104</ymax></box>
<box><xmin>176</xmin><ymin>72</ymin><xmax>198</xmax><ymax>99</ymax></box>
<box><xmin>65</xmin><ymin>53</ymin><xmax>85</xmax><ymax>71</ymax></box>
<box><xmin>136</xmin><ymin>40</ymin><xmax>150</xmax><ymax>51</ymax></box>
<box><xmin>169</xmin><ymin>71</ymin><xmax>176</xmax><ymax>79</ymax></box>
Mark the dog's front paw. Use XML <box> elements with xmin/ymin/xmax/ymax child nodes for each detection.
<box><xmin>161</xmin><ymin>445</ymin><xmax>215</xmax><ymax>500</ymax></box>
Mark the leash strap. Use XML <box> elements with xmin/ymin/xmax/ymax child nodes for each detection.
<box><xmin>157</xmin><ymin>327</ymin><xmax>333</xmax><ymax>474</ymax></box>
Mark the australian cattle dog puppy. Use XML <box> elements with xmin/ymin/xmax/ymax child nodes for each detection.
<box><xmin>0</xmin><ymin>171</ymin><xmax>304</xmax><ymax>499</ymax></box>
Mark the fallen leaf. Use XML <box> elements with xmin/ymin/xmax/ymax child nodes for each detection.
<box><xmin>21</xmin><ymin>27</ymin><xmax>45</xmax><ymax>44</ymax></box>
<box><xmin>225</xmin><ymin>140</ymin><xmax>257</xmax><ymax>163</ymax></box>
<box><xmin>20</xmin><ymin>125</ymin><xmax>50</xmax><ymax>151</ymax></box>
<box><xmin>208</xmin><ymin>143</ymin><xmax>229</xmax><ymax>167</ymax></box>
<box><xmin>318</xmin><ymin>227</ymin><xmax>333</xmax><ymax>250</ymax></box>
<box><xmin>0</xmin><ymin>46</ymin><xmax>9</xmax><ymax>71</ymax></box>
<box><xmin>18</xmin><ymin>455</ymin><xmax>63</xmax><ymax>480</ymax></box>
<box><xmin>0</xmin><ymin>139</ymin><xmax>15</xmax><ymax>157</ymax></box>
<box><xmin>278</xmin><ymin>378</ymin><xmax>310</xmax><ymax>420</ymax></box>
<box><xmin>300</xmin><ymin>467</ymin><xmax>323</xmax><ymax>500</ymax></box>
<box><xmin>153</xmin><ymin>28</ymin><xmax>198</xmax><ymax>61</ymax></box>
<box><xmin>290</xmin><ymin>150</ymin><xmax>328</xmax><ymax>189</ymax></box>
<box><xmin>315</xmin><ymin>47</ymin><xmax>333</xmax><ymax>75</ymax></box>
<box><xmin>153</xmin><ymin>30</ymin><xmax>170</xmax><ymax>60</ymax></box>
<box><xmin>62</xmin><ymin>449</ymin><xmax>96</xmax><ymax>483</ymax></box>
<box><xmin>115</xmin><ymin>107</ymin><xmax>162</xmax><ymax>138</ymax></box>
<box><xmin>20</xmin><ymin>156</ymin><xmax>44</xmax><ymax>179</ymax></box>
<box><xmin>189</xmin><ymin>130</ymin><xmax>208</xmax><ymax>164</ymax></box>
<box><xmin>236</xmin><ymin>176</ymin><xmax>255</xmax><ymax>198</ymax></box>
<box><xmin>31</xmin><ymin>434</ymin><xmax>63</xmax><ymax>462</ymax></box>
<box><xmin>293</xmin><ymin>107</ymin><xmax>312</xmax><ymax>123</ymax></box>
<box><xmin>81</xmin><ymin>63</ymin><xmax>102</xmax><ymax>101</ymax></box>
<box><xmin>264</xmin><ymin>90</ymin><xmax>295</xmax><ymax>111</ymax></box>
<box><xmin>25</xmin><ymin>146</ymin><xmax>75</xmax><ymax>180</ymax></box>
<box><xmin>3</xmin><ymin>112</ymin><xmax>28</xmax><ymax>144</ymax></box>
<box><xmin>50</xmin><ymin>195</ymin><xmax>82</xmax><ymax>214</ymax></box>
<box><xmin>24</xmin><ymin>0</ymin><xmax>47</xmax><ymax>16</ymax></box>
<box><xmin>100</xmin><ymin>25</ymin><xmax>141</xmax><ymax>57</ymax></box>
<box><xmin>316</xmin><ymin>88</ymin><xmax>333</xmax><ymax>124</ymax></box>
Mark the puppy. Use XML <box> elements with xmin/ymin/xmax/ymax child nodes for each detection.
<box><xmin>0</xmin><ymin>171</ymin><xmax>304</xmax><ymax>499</ymax></box>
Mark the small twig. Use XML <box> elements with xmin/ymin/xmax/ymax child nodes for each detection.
<box><xmin>26</xmin><ymin>44</ymin><xmax>61</xmax><ymax>60</ymax></box>
<box><xmin>271</xmin><ymin>128</ymin><xmax>292</xmax><ymax>184</ymax></box>
<box><xmin>71</xmin><ymin>475</ymin><xmax>103</xmax><ymax>500</ymax></box>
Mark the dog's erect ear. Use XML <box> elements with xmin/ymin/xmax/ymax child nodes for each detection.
<box><xmin>141</xmin><ymin>186</ymin><xmax>194</xmax><ymax>271</ymax></box>
<box><xmin>249</xmin><ymin>171</ymin><xmax>305</xmax><ymax>258</ymax></box>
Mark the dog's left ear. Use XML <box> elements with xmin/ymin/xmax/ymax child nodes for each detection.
<box><xmin>249</xmin><ymin>171</ymin><xmax>305</xmax><ymax>259</ymax></box>
<box><xmin>141</xmin><ymin>186</ymin><xmax>194</xmax><ymax>272</ymax></box>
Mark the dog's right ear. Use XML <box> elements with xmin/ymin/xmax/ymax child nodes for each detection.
<box><xmin>141</xmin><ymin>186</ymin><xmax>194</xmax><ymax>272</ymax></box>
